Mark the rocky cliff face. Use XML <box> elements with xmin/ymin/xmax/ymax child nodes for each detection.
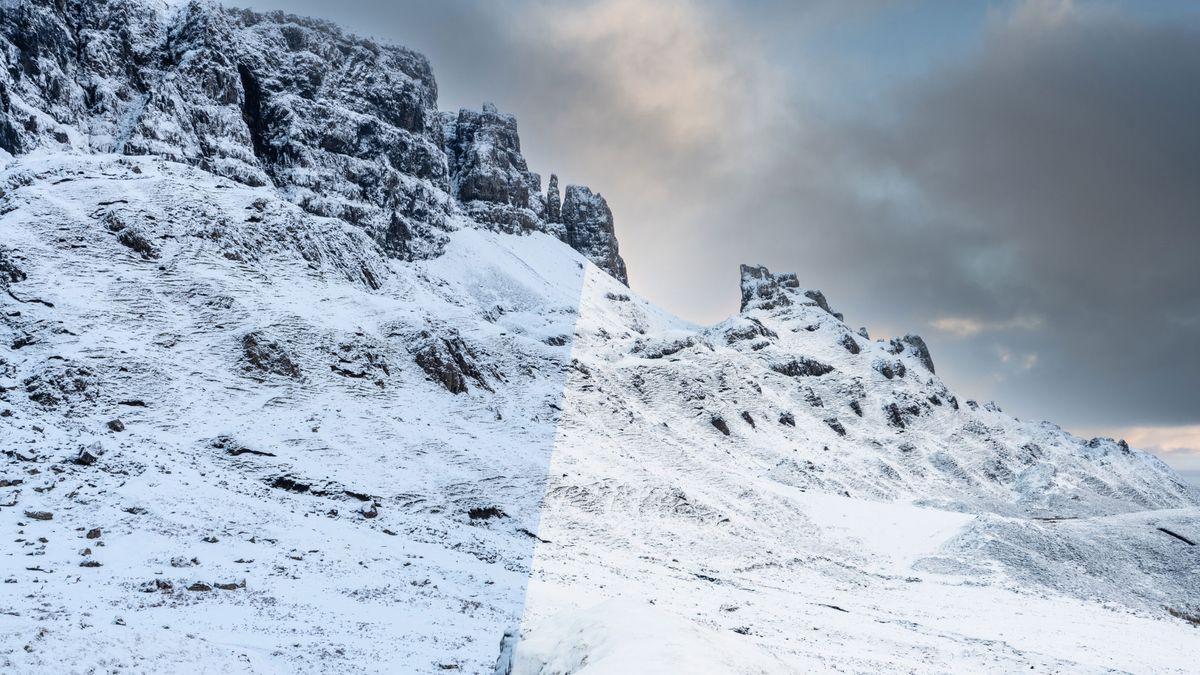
<box><xmin>561</xmin><ymin>185</ymin><xmax>627</xmax><ymax>285</ymax></box>
<box><xmin>0</xmin><ymin>0</ymin><xmax>628</xmax><ymax>279</ymax></box>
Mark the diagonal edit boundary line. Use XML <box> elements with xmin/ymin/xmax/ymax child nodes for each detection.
<box><xmin>490</xmin><ymin>261</ymin><xmax>599</xmax><ymax>673</ymax></box>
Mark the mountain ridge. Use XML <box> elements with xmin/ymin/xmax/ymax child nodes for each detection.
<box><xmin>0</xmin><ymin>0</ymin><xmax>627</xmax><ymax>279</ymax></box>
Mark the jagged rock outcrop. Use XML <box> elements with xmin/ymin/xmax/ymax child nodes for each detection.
<box><xmin>741</xmin><ymin>263</ymin><xmax>941</xmax><ymax>379</ymax></box>
<box><xmin>898</xmin><ymin>334</ymin><xmax>935</xmax><ymax>374</ymax></box>
<box><xmin>440</xmin><ymin>104</ymin><xmax>626</xmax><ymax>281</ymax></box>
<box><xmin>441</xmin><ymin>102</ymin><xmax>542</xmax><ymax>234</ymax></box>
<box><xmin>411</xmin><ymin>329</ymin><xmax>494</xmax><ymax>394</ymax></box>
<box><xmin>0</xmin><ymin>245</ymin><xmax>26</xmax><ymax>285</ymax></box>
<box><xmin>0</xmin><ymin>0</ymin><xmax>452</xmax><ymax>259</ymax></box>
<box><xmin>545</xmin><ymin>173</ymin><xmax>561</xmax><ymax>223</ymax></box>
<box><xmin>739</xmin><ymin>264</ymin><xmax>841</xmax><ymax>319</ymax></box>
<box><xmin>561</xmin><ymin>185</ymin><xmax>628</xmax><ymax>285</ymax></box>
<box><xmin>0</xmin><ymin>0</ymin><xmax>630</xmax><ymax>280</ymax></box>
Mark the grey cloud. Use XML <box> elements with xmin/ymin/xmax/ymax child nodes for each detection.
<box><xmin>826</xmin><ymin>6</ymin><xmax>1200</xmax><ymax>427</ymax></box>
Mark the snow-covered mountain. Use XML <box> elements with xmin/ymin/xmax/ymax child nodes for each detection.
<box><xmin>0</xmin><ymin>2</ymin><xmax>1196</xmax><ymax>673</ymax></box>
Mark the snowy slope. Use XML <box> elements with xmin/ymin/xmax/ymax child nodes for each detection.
<box><xmin>0</xmin><ymin>1</ymin><xmax>1197</xmax><ymax>673</ymax></box>
<box><xmin>0</xmin><ymin>153</ymin><xmax>588</xmax><ymax>672</ymax></box>
<box><xmin>512</xmin><ymin>264</ymin><xmax>1200</xmax><ymax>673</ymax></box>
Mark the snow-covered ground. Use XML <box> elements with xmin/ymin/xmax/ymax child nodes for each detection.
<box><xmin>1</xmin><ymin>153</ymin><xmax>1196</xmax><ymax>673</ymax></box>
<box><xmin>510</xmin><ymin>265</ymin><xmax>1200</xmax><ymax>673</ymax></box>
<box><xmin>0</xmin><ymin>155</ymin><xmax>586</xmax><ymax>672</ymax></box>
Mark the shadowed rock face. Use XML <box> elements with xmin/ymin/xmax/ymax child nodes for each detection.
<box><xmin>440</xmin><ymin>102</ymin><xmax>543</xmax><ymax>236</ymax></box>
<box><xmin>0</xmin><ymin>0</ymin><xmax>451</xmax><ymax>257</ymax></box>
<box><xmin>900</xmin><ymin>334</ymin><xmax>936</xmax><ymax>374</ymax></box>
<box><xmin>740</xmin><ymin>264</ymin><xmax>842</xmax><ymax>320</ymax></box>
<box><xmin>561</xmin><ymin>185</ymin><xmax>628</xmax><ymax>285</ymax></box>
<box><xmin>545</xmin><ymin>174</ymin><xmax>562</xmax><ymax>224</ymax></box>
<box><xmin>0</xmin><ymin>0</ymin><xmax>629</xmax><ymax>280</ymax></box>
<box><xmin>444</xmin><ymin>103</ymin><xmax>531</xmax><ymax>208</ymax></box>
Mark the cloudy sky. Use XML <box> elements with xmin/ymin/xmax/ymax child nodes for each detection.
<box><xmin>240</xmin><ymin>0</ymin><xmax>1200</xmax><ymax>471</ymax></box>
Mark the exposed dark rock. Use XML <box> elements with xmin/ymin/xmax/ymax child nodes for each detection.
<box><xmin>107</xmin><ymin>419</ymin><xmax>125</xmax><ymax>432</ymax></box>
<box><xmin>723</xmin><ymin>318</ymin><xmax>777</xmax><ymax>343</ymax></box>
<box><xmin>771</xmin><ymin>358</ymin><xmax>834</xmax><ymax>378</ymax></box>
<box><xmin>214</xmin><ymin>436</ymin><xmax>276</xmax><ymax>457</ymax></box>
<box><xmin>1158</xmin><ymin>528</ymin><xmax>1196</xmax><ymax>546</ymax></box>
<box><xmin>187</xmin><ymin>582</ymin><xmax>212</xmax><ymax>592</ymax></box>
<box><xmin>270</xmin><ymin>476</ymin><xmax>311</xmax><ymax>493</ymax></box>
<box><xmin>330</xmin><ymin>339</ymin><xmax>391</xmax><ymax>381</ymax></box>
<box><xmin>0</xmin><ymin>246</ymin><xmax>26</xmax><ymax>285</ymax></box>
<box><xmin>824</xmin><ymin>418</ymin><xmax>847</xmax><ymax>436</ymax></box>
<box><xmin>86</xmin><ymin>528</ymin><xmax>101</xmax><ymax>539</ymax></box>
<box><xmin>116</xmin><ymin>228</ymin><xmax>159</xmax><ymax>259</ymax></box>
<box><xmin>632</xmin><ymin>335</ymin><xmax>701</xmax><ymax>359</ymax></box>
<box><xmin>241</xmin><ymin>331</ymin><xmax>301</xmax><ymax>379</ymax></box>
<box><xmin>849</xmin><ymin>400</ymin><xmax>863</xmax><ymax>417</ymax></box>
<box><xmin>740</xmin><ymin>264</ymin><xmax>841</xmax><ymax>318</ymax></box>
<box><xmin>73</xmin><ymin>443</ymin><xmax>104</xmax><ymax>466</ymax></box>
<box><xmin>103</xmin><ymin>211</ymin><xmax>159</xmax><ymax>258</ymax></box>
<box><xmin>141</xmin><ymin>579</ymin><xmax>173</xmax><ymax>593</ymax></box>
<box><xmin>0</xmin><ymin>1</ymin><xmax>448</xmax><ymax>259</ymax></box>
<box><xmin>1167</xmin><ymin>607</ymin><xmax>1200</xmax><ymax>626</ymax></box>
<box><xmin>23</xmin><ymin>510</ymin><xmax>52</xmax><ymax>521</ymax></box>
<box><xmin>561</xmin><ymin>185</ymin><xmax>628</xmax><ymax>284</ymax></box>
<box><xmin>838</xmin><ymin>333</ymin><xmax>861</xmax><ymax>355</ymax></box>
<box><xmin>545</xmin><ymin>174</ymin><xmax>561</xmax><ymax>223</ymax></box>
<box><xmin>741</xmin><ymin>411</ymin><xmax>756</xmax><ymax>428</ymax></box>
<box><xmin>804</xmin><ymin>389</ymin><xmax>825</xmax><ymax>408</ymax></box>
<box><xmin>874</xmin><ymin>361</ymin><xmax>896</xmax><ymax>380</ymax></box>
<box><xmin>412</xmin><ymin>329</ymin><xmax>492</xmax><ymax>394</ymax></box>
<box><xmin>739</xmin><ymin>265</ymin><xmax>799</xmax><ymax>312</ymax></box>
<box><xmin>803</xmin><ymin>290</ymin><xmax>843</xmax><ymax>320</ymax></box>
<box><xmin>711</xmin><ymin>416</ymin><xmax>731</xmax><ymax>436</ymax></box>
<box><xmin>901</xmin><ymin>334</ymin><xmax>935</xmax><ymax>373</ymax></box>
<box><xmin>24</xmin><ymin>362</ymin><xmax>98</xmax><ymax>409</ymax></box>
<box><xmin>778</xmin><ymin>412</ymin><xmax>795</xmax><ymax>426</ymax></box>
<box><xmin>468</xmin><ymin>506</ymin><xmax>505</xmax><ymax>521</ymax></box>
<box><xmin>884</xmin><ymin>403</ymin><xmax>906</xmax><ymax>430</ymax></box>
<box><xmin>446</xmin><ymin>103</ymin><xmax>525</xmax><ymax>204</ymax></box>
<box><xmin>237</xmin><ymin>63</ymin><xmax>270</xmax><ymax>162</ymax></box>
